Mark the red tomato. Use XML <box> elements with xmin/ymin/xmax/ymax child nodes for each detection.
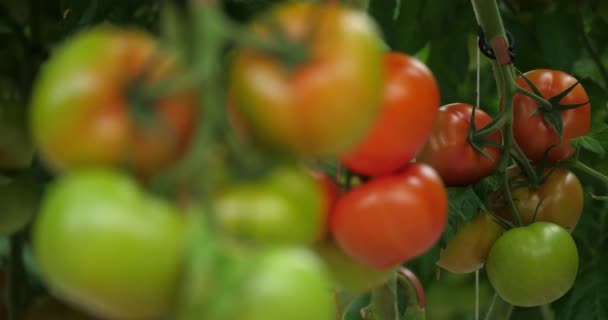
<box><xmin>513</xmin><ymin>69</ymin><xmax>590</xmax><ymax>162</ymax></box>
<box><xmin>340</xmin><ymin>52</ymin><xmax>440</xmax><ymax>176</ymax></box>
<box><xmin>309</xmin><ymin>170</ymin><xmax>341</xmax><ymax>239</ymax></box>
<box><xmin>30</xmin><ymin>27</ymin><xmax>197</xmax><ymax>179</ymax></box>
<box><xmin>331</xmin><ymin>164</ymin><xmax>447</xmax><ymax>269</ymax></box>
<box><xmin>230</xmin><ymin>2</ymin><xmax>385</xmax><ymax>156</ymax></box>
<box><xmin>417</xmin><ymin>103</ymin><xmax>502</xmax><ymax>187</ymax></box>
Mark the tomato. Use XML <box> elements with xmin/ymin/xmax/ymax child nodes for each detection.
<box><xmin>417</xmin><ymin>103</ymin><xmax>502</xmax><ymax>187</ymax></box>
<box><xmin>230</xmin><ymin>2</ymin><xmax>385</xmax><ymax>156</ymax></box>
<box><xmin>30</xmin><ymin>26</ymin><xmax>196</xmax><ymax>179</ymax></box>
<box><xmin>513</xmin><ymin>69</ymin><xmax>590</xmax><ymax>162</ymax></box>
<box><xmin>26</xmin><ymin>296</ymin><xmax>98</xmax><ymax>320</ymax></box>
<box><xmin>331</xmin><ymin>164</ymin><xmax>447</xmax><ymax>269</ymax></box>
<box><xmin>495</xmin><ymin>168</ymin><xmax>583</xmax><ymax>232</ymax></box>
<box><xmin>309</xmin><ymin>170</ymin><xmax>341</xmax><ymax>239</ymax></box>
<box><xmin>0</xmin><ymin>95</ymin><xmax>35</xmax><ymax>170</ymax></box>
<box><xmin>436</xmin><ymin>211</ymin><xmax>503</xmax><ymax>274</ymax></box>
<box><xmin>340</xmin><ymin>52</ymin><xmax>440</xmax><ymax>176</ymax></box>
<box><xmin>236</xmin><ymin>248</ymin><xmax>335</xmax><ymax>320</ymax></box>
<box><xmin>215</xmin><ymin>165</ymin><xmax>324</xmax><ymax>245</ymax></box>
<box><xmin>486</xmin><ymin>222</ymin><xmax>578</xmax><ymax>307</ymax></box>
<box><xmin>314</xmin><ymin>239</ymin><xmax>393</xmax><ymax>292</ymax></box>
<box><xmin>32</xmin><ymin>169</ymin><xmax>186</xmax><ymax>319</ymax></box>
<box><xmin>0</xmin><ymin>174</ymin><xmax>37</xmax><ymax>235</ymax></box>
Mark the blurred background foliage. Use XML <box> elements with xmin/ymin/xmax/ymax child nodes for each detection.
<box><xmin>1</xmin><ymin>0</ymin><xmax>607</xmax><ymax>319</ymax></box>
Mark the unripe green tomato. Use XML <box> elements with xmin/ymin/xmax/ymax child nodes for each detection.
<box><xmin>214</xmin><ymin>165</ymin><xmax>324</xmax><ymax>245</ymax></box>
<box><xmin>237</xmin><ymin>248</ymin><xmax>335</xmax><ymax>320</ymax></box>
<box><xmin>0</xmin><ymin>174</ymin><xmax>37</xmax><ymax>235</ymax></box>
<box><xmin>486</xmin><ymin>222</ymin><xmax>578</xmax><ymax>307</ymax></box>
<box><xmin>33</xmin><ymin>168</ymin><xmax>186</xmax><ymax>319</ymax></box>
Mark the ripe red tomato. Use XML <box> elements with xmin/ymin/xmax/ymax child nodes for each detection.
<box><xmin>214</xmin><ymin>166</ymin><xmax>324</xmax><ymax>245</ymax></box>
<box><xmin>513</xmin><ymin>69</ymin><xmax>590</xmax><ymax>162</ymax></box>
<box><xmin>495</xmin><ymin>168</ymin><xmax>583</xmax><ymax>232</ymax></box>
<box><xmin>486</xmin><ymin>222</ymin><xmax>578</xmax><ymax>307</ymax></box>
<box><xmin>309</xmin><ymin>170</ymin><xmax>341</xmax><ymax>239</ymax></box>
<box><xmin>32</xmin><ymin>169</ymin><xmax>186</xmax><ymax>319</ymax></box>
<box><xmin>436</xmin><ymin>211</ymin><xmax>503</xmax><ymax>274</ymax></box>
<box><xmin>314</xmin><ymin>240</ymin><xmax>393</xmax><ymax>292</ymax></box>
<box><xmin>230</xmin><ymin>2</ymin><xmax>385</xmax><ymax>156</ymax></box>
<box><xmin>417</xmin><ymin>103</ymin><xmax>502</xmax><ymax>187</ymax></box>
<box><xmin>331</xmin><ymin>164</ymin><xmax>447</xmax><ymax>269</ymax></box>
<box><xmin>340</xmin><ymin>52</ymin><xmax>440</xmax><ymax>176</ymax></box>
<box><xmin>30</xmin><ymin>27</ymin><xmax>196</xmax><ymax>179</ymax></box>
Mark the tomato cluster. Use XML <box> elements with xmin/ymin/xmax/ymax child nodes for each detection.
<box><xmin>0</xmin><ymin>0</ymin><xmax>596</xmax><ymax>318</ymax></box>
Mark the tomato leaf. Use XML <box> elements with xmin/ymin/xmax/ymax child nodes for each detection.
<box><xmin>571</xmin><ymin>136</ymin><xmax>605</xmax><ymax>155</ymax></box>
<box><xmin>542</xmin><ymin>111</ymin><xmax>564</xmax><ymax>143</ymax></box>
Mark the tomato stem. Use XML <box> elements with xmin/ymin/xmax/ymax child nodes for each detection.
<box><xmin>397</xmin><ymin>268</ymin><xmax>427</xmax><ymax>320</ymax></box>
<box><xmin>484</xmin><ymin>294</ymin><xmax>514</xmax><ymax>320</ymax></box>
<box><xmin>563</xmin><ymin>160</ymin><xmax>608</xmax><ymax>185</ymax></box>
<box><xmin>514</xmin><ymin>86</ymin><xmax>553</xmax><ymax>110</ymax></box>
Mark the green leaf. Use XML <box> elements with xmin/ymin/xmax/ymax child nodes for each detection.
<box><xmin>571</xmin><ymin>136</ymin><xmax>605</xmax><ymax>155</ymax></box>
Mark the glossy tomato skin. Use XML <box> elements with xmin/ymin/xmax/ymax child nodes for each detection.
<box><xmin>486</xmin><ymin>222</ymin><xmax>578</xmax><ymax>307</ymax></box>
<box><xmin>417</xmin><ymin>103</ymin><xmax>502</xmax><ymax>187</ymax></box>
<box><xmin>314</xmin><ymin>240</ymin><xmax>394</xmax><ymax>292</ymax></box>
<box><xmin>341</xmin><ymin>52</ymin><xmax>440</xmax><ymax>176</ymax></box>
<box><xmin>237</xmin><ymin>248</ymin><xmax>335</xmax><ymax>320</ymax></box>
<box><xmin>215</xmin><ymin>166</ymin><xmax>324</xmax><ymax>245</ymax></box>
<box><xmin>513</xmin><ymin>69</ymin><xmax>590</xmax><ymax>162</ymax></box>
<box><xmin>30</xmin><ymin>27</ymin><xmax>196</xmax><ymax>179</ymax></box>
<box><xmin>0</xmin><ymin>174</ymin><xmax>37</xmax><ymax>235</ymax></box>
<box><xmin>33</xmin><ymin>169</ymin><xmax>186</xmax><ymax>319</ymax></box>
<box><xmin>436</xmin><ymin>211</ymin><xmax>503</xmax><ymax>274</ymax></box>
<box><xmin>332</xmin><ymin>164</ymin><xmax>448</xmax><ymax>269</ymax></box>
<box><xmin>496</xmin><ymin>168</ymin><xmax>583</xmax><ymax>232</ymax></box>
<box><xmin>230</xmin><ymin>2</ymin><xmax>385</xmax><ymax>156</ymax></box>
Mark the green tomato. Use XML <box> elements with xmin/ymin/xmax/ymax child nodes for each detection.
<box><xmin>486</xmin><ymin>222</ymin><xmax>578</xmax><ymax>307</ymax></box>
<box><xmin>214</xmin><ymin>165</ymin><xmax>323</xmax><ymax>244</ymax></box>
<box><xmin>314</xmin><ymin>240</ymin><xmax>393</xmax><ymax>292</ymax></box>
<box><xmin>32</xmin><ymin>169</ymin><xmax>186</xmax><ymax>319</ymax></box>
<box><xmin>237</xmin><ymin>248</ymin><xmax>335</xmax><ymax>320</ymax></box>
<box><xmin>0</xmin><ymin>174</ymin><xmax>37</xmax><ymax>235</ymax></box>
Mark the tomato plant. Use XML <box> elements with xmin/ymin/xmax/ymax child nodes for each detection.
<box><xmin>340</xmin><ymin>52</ymin><xmax>440</xmax><ymax>176</ymax></box>
<box><xmin>229</xmin><ymin>2</ymin><xmax>385</xmax><ymax>156</ymax></box>
<box><xmin>486</xmin><ymin>222</ymin><xmax>578</xmax><ymax>307</ymax></box>
<box><xmin>0</xmin><ymin>174</ymin><xmax>37</xmax><ymax>235</ymax></box>
<box><xmin>235</xmin><ymin>248</ymin><xmax>335</xmax><ymax>320</ymax></box>
<box><xmin>513</xmin><ymin>69</ymin><xmax>591</xmax><ymax>162</ymax></box>
<box><xmin>32</xmin><ymin>169</ymin><xmax>186</xmax><ymax>319</ymax></box>
<box><xmin>214</xmin><ymin>165</ymin><xmax>324</xmax><ymax>245</ymax></box>
<box><xmin>314</xmin><ymin>239</ymin><xmax>394</xmax><ymax>292</ymax></box>
<box><xmin>495</xmin><ymin>167</ymin><xmax>584</xmax><ymax>232</ymax></box>
<box><xmin>331</xmin><ymin>164</ymin><xmax>447</xmax><ymax>269</ymax></box>
<box><xmin>30</xmin><ymin>26</ymin><xmax>197</xmax><ymax>179</ymax></box>
<box><xmin>436</xmin><ymin>211</ymin><xmax>503</xmax><ymax>274</ymax></box>
<box><xmin>417</xmin><ymin>103</ymin><xmax>502</xmax><ymax>187</ymax></box>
